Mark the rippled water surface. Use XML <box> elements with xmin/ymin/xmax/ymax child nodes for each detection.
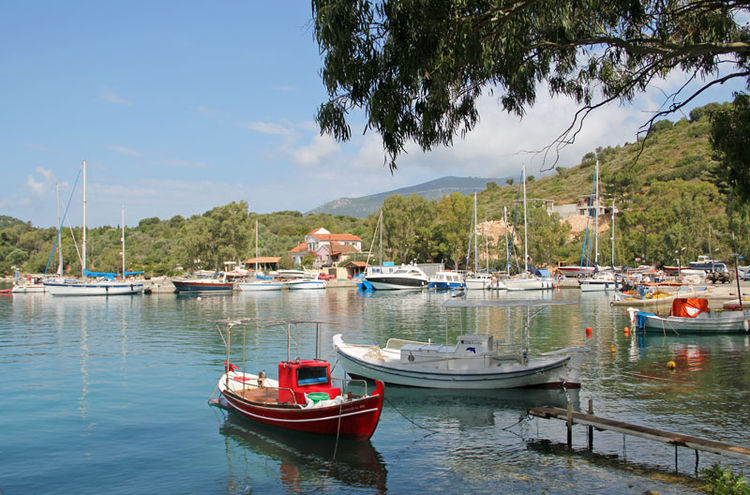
<box><xmin>1</xmin><ymin>289</ymin><xmax>748</xmax><ymax>494</ymax></box>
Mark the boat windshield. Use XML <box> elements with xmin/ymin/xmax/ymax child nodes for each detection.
<box><xmin>297</xmin><ymin>365</ymin><xmax>329</xmax><ymax>385</ymax></box>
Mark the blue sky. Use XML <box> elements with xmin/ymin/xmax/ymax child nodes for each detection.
<box><xmin>1</xmin><ymin>2</ymin><xmax>744</xmax><ymax>228</ymax></box>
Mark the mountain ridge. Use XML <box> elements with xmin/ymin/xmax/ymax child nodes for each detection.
<box><xmin>308</xmin><ymin>175</ymin><xmax>511</xmax><ymax>218</ymax></box>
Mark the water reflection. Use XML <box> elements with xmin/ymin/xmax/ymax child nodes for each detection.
<box><xmin>218</xmin><ymin>411</ymin><xmax>387</xmax><ymax>494</ymax></box>
<box><xmin>384</xmin><ymin>386</ymin><xmax>580</xmax><ymax>430</ymax></box>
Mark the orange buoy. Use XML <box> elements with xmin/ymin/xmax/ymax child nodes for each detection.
<box><xmin>610</xmin><ymin>344</ymin><xmax>616</xmax><ymax>353</ymax></box>
<box><xmin>667</xmin><ymin>360</ymin><xmax>676</xmax><ymax>370</ymax></box>
<box><xmin>585</xmin><ymin>326</ymin><xmax>592</xmax><ymax>338</ymax></box>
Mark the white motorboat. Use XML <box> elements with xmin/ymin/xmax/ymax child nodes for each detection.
<box><xmin>429</xmin><ymin>271</ymin><xmax>465</xmax><ymax>290</ymax></box>
<box><xmin>11</xmin><ymin>274</ymin><xmax>48</xmax><ymax>294</ymax></box>
<box><xmin>238</xmin><ymin>279</ymin><xmax>283</xmax><ymax>291</ymax></box>
<box><xmin>364</xmin><ymin>264</ymin><xmax>428</xmax><ymax>290</ymax></box>
<box><xmin>284</xmin><ymin>273</ymin><xmax>327</xmax><ymax>290</ymax></box>
<box><xmin>333</xmin><ymin>299</ymin><xmax>585</xmax><ymax>389</ymax></box>
<box><xmin>333</xmin><ymin>333</ymin><xmax>583</xmax><ymax>389</ymax></box>
<box><xmin>578</xmin><ymin>270</ymin><xmax>619</xmax><ymax>292</ymax></box>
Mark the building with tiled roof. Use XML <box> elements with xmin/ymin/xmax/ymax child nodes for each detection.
<box><xmin>289</xmin><ymin>228</ymin><xmax>363</xmax><ymax>266</ymax></box>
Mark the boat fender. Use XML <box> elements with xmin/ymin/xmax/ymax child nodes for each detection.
<box><xmin>408</xmin><ymin>352</ymin><xmax>414</xmax><ymax>362</ymax></box>
<box><xmin>745</xmin><ymin>319</ymin><xmax>749</xmax><ymax>332</ymax></box>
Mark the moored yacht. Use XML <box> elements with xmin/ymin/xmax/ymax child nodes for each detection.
<box><xmin>364</xmin><ymin>264</ymin><xmax>429</xmax><ymax>290</ymax></box>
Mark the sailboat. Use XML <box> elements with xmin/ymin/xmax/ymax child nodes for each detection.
<box><xmin>578</xmin><ymin>161</ymin><xmax>619</xmax><ymax>292</ymax></box>
<box><xmin>465</xmin><ymin>193</ymin><xmax>492</xmax><ymax>290</ymax></box>
<box><xmin>238</xmin><ymin>220</ymin><xmax>283</xmax><ymax>291</ymax></box>
<box><xmin>503</xmin><ymin>165</ymin><xmax>554</xmax><ymax>291</ymax></box>
<box><xmin>44</xmin><ymin>161</ymin><xmax>144</xmax><ymax>296</ymax></box>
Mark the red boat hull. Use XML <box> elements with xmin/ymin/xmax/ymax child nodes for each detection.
<box><xmin>221</xmin><ymin>380</ymin><xmax>384</xmax><ymax>440</ymax></box>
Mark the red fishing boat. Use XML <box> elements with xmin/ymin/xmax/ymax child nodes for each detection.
<box><xmin>210</xmin><ymin>319</ymin><xmax>384</xmax><ymax>441</ymax></box>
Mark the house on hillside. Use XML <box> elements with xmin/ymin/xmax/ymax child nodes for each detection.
<box><xmin>548</xmin><ymin>195</ymin><xmax>616</xmax><ymax>220</ymax></box>
<box><xmin>289</xmin><ymin>228</ymin><xmax>363</xmax><ymax>267</ymax></box>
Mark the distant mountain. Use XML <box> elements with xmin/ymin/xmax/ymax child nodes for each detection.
<box><xmin>308</xmin><ymin>176</ymin><xmax>509</xmax><ymax>218</ymax></box>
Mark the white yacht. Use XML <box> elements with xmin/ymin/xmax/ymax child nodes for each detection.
<box><xmin>364</xmin><ymin>264</ymin><xmax>429</xmax><ymax>290</ymax></box>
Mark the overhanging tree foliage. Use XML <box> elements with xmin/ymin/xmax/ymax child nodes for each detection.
<box><xmin>312</xmin><ymin>0</ymin><xmax>750</xmax><ymax>171</ymax></box>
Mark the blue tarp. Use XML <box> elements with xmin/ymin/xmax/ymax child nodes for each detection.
<box><xmin>534</xmin><ymin>269</ymin><xmax>552</xmax><ymax>278</ymax></box>
<box><xmin>84</xmin><ymin>269</ymin><xmax>143</xmax><ymax>279</ymax></box>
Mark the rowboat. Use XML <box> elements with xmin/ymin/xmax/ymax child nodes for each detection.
<box><xmin>210</xmin><ymin>319</ymin><xmax>384</xmax><ymax>440</ymax></box>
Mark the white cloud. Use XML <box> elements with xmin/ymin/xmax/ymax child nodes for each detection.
<box><xmin>157</xmin><ymin>158</ymin><xmax>209</xmax><ymax>169</ymax></box>
<box><xmin>99</xmin><ymin>88</ymin><xmax>132</xmax><ymax>106</ymax></box>
<box><xmin>239</xmin><ymin>121</ymin><xmax>292</xmax><ymax>135</ymax></box>
<box><xmin>288</xmin><ymin>134</ymin><xmax>340</xmax><ymax>166</ymax></box>
<box><xmin>26</xmin><ymin>167</ymin><xmax>57</xmax><ymax>197</ymax></box>
<box><xmin>107</xmin><ymin>145</ymin><xmax>142</xmax><ymax>157</ymax></box>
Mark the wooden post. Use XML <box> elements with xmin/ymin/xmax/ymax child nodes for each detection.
<box><xmin>587</xmin><ymin>399</ymin><xmax>594</xmax><ymax>451</ymax></box>
<box><xmin>567</xmin><ymin>403</ymin><xmax>573</xmax><ymax>448</ymax></box>
<box><xmin>694</xmin><ymin>449</ymin><xmax>700</xmax><ymax>475</ymax></box>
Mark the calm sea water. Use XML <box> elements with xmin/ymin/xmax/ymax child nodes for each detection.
<box><xmin>1</xmin><ymin>288</ymin><xmax>748</xmax><ymax>494</ymax></box>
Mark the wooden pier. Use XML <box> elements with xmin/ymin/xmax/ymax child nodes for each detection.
<box><xmin>528</xmin><ymin>405</ymin><xmax>750</xmax><ymax>468</ymax></box>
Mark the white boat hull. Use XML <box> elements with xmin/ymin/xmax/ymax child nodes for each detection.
<box><xmin>284</xmin><ymin>280</ymin><xmax>326</xmax><ymax>290</ymax></box>
<box><xmin>629</xmin><ymin>308</ymin><xmax>750</xmax><ymax>334</ymax></box>
<box><xmin>333</xmin><ymin>335</ymin><xmax>583</xmax><ymax>389</ymax></box>
<box><xmin>11</xmin><ymin>284</ymin><xmax>47</xmax><ymax>294</ymax></box>
<box><xmin>465</xmin><ymin>277</ymin><xmax>492</xmax><ymax>290</ymax></box>
<box><xmin>504</xmin><ymin>277</ymin><xmax>554</xmax><ymax>291</ymax></box>
<box><xmin>238</xmin><ymin>281</ymin><xmax>283</xmax><ymax>291</ymax></box>
<box><xmin>45</xmin><ymin>281</ymin><xmax>144</xmax><ymax>296</ymax></box>
<box><xmin>579</xmin><ymin>279</ymin><xmax>619</xmax><ymax>292</ymax></box>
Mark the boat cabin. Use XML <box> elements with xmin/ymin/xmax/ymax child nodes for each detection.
<box><xmin>277</xmin><ymin>359</ymin><xmax>341</xmax><ymax>404</ymax></box>
<box><xmin>399</xmin><ymin>335</ymin><xmax>496</xmax><ymax>370</ymax></box>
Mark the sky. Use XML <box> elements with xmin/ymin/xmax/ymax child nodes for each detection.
<box><xmin>1</xmin><ymin>2</ymin><xmax>745</xmax><ymax>228</ymax></box>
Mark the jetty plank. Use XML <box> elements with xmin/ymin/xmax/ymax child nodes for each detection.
<box><xmin>528</xmin><ymin>406</ymin><xmax>750</xmax><ymax>460</ymax></box>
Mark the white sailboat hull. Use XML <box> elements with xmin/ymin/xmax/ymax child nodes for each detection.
<box><xmin>465</xmin><ymin>276</ymin><xmax>492</xmax><ymax>290</ymax></box>
<box><xmin>45</xmin><ymin>281</ymin><xmax>144</xmax><ymax>296</ymax></box>
<box><xmin>504</xmin><ymin>277</ymin><xmax>554</xmax><ymax>291</ymax></box>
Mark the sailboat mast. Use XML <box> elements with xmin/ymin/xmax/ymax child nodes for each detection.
<box><xmin>473</xmin><ymin>193</ymin><xmax>478</xmax><ymax>272</ymax></box>
<box><xmin>504</xmin><ymin>206</ymin><xmax>510</xmax><ymax>277</ymax></box>
<box><xmin>594</xmin><ymin>160</ymin><xmax>599</xmax><ymax>269</ymax></box>
<box><xmin>255</xmin><ymin>219</ymin><xmax>259</xmax><ymax>273</ymax></box>
<box><xmin>611</xmin><ymin>198</ymin><xmax>615</xmax><ymax>269</ymax></box>
<box><xmin>379</xmin><ymin>210</ymin><xmax>383</xmax><ymax>266</ymax></box>
<box><xmin>522</xmin><ymin>165</ymin><xmax>528</xmax><ymax>274</ymax></box>
<box><xmin>56</xmin><ymin>183</ymin><xmax>63</xmax><ymax>276</ymax></box>
<box><xmin>121</xmin><ymin>205</ymin><xmax>126</xmax><ymax>278</ymax></box>
<box><xmin>82</xmin><ymin>160</ymin><xmax>87</xmax><ymax>278</ymax></box>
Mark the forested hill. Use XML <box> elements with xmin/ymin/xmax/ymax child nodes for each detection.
<box><xmin>1</xmin><ymin>101</ymin><xmax>746</xmax><ymax>276</ymax></box>
<box><xmin>308</xmin><ymin>175</ymin><xmax>510</xmax><ymax>218</ymax></box>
